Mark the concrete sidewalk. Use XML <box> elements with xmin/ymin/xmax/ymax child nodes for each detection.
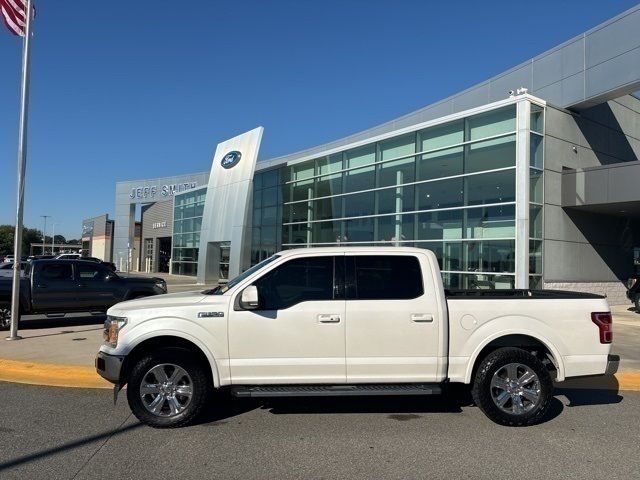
<box><xmin>1</xmin><ymin>303</ymin><xmax>639</xmax><ymax>389</ymax></box>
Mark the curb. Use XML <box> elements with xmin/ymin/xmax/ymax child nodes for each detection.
<box><xmin>0</xmin><ymin>359</ymin><xmax>111</xmax><ymax>389</ymax></box>
<box><xmin>1</xmin><ymin>357</ymin><xmax>639</xmax><ymax>391</ymax></box>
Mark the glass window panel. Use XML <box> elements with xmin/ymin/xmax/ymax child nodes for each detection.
<box><xmin>344</xmin><ymin>165</ymin><xmax>375</xmax><ymax>193</ymax></box>
<box><xmin>345</xmin><ymin>144</ymin><xmax>375</xmax><ymax>169</ymax></box>
<box><xmin>287</xmin><ymin>223</ymin><xmax>309</xmax><ymax>245</ymax></box>
<box><xmin>262</xmin><ymin>169</ymin><xmax>279</xmax><ymax>188</ymax></box>
<box><xmin>530</xmin><ymin>168</ymin><xmax>543</xmax><ymax>203</ymax></box>
<box><xmin>262</xmin><ymin>206</ymin><xmax>278</xmax><ymax>225</ymax></box>
<box><xmin>262</xmin><ymin>186</ymin><xmax>278</xmax><ymax>207</ymax></box>
<box><xmin>253</xmin><ymin>190</ymin><xmax>263</xmax><ymax>210</ymax></box>
<box><xmin>376</xmin><ymin>214</ymin><xmax>414</xmax><ymax>242</ymax></box>
<box><xmin>353</xmin><ymin>256</ymin><xmax>423</xmax><ymax>300</ymax></box>
<box><xmin>417</xmin><ymin>241</ymin><xmax>463</xmax><ymax>273</ymax></box>
<box><xmin>284</xmin><ymin>202</ymin><xmax>310</xmax><ymax>223</ymax></box>
<box><xmin>465</xmin><ymin>240</ymin><xmax>515</xmax><ymax>273</ymax></box>
<box><xmin>419</xmin><ymin>120</ymin><xmax>464</xmax><ymax>151</ymax></box>
<box><xmin>312</xmin><ymin>220</ymin><xmax>341</xmax><ymax>244</ymax></box>
<box><xmin>345</xmin><ymin>217</ymin><xmax>374</xmax><ymax>242</ymax></box>
<box><xmin>292</xmin><ymin>161</ymin><xmax>315</xmax><ymax>181</ymax></box>
<box><xmin>417</xmin><ymin>146</ymin><xmax>463</xmax><ymax>181</ymax></box>
<box><xmin>380</xmin><ymin>133</ymin><xmax>415</xmax><ymax>161</ymax></box>
<box><xmin>377</xmin><ymin>185</ymin><xmax>415</xmax><ymax>215</ymax></box>
<box><xmin>252</xmin><ymin>207</ymin><xmax>261</xmax><ymax>227</ymax></box>
<box><xmin>529</xmin><ymin>275</ymin><xmax>543</xmax><ymax>289</ymax></box>
<box><xmin>315</xmin><ymin>173</ymin><xmax>342</xmax><ymax>197</ymax></box>
<box><xmin>466</xmin><ymin>106</ymin><xmax>516</xmax><ymax>140</ymax></box>
<box><xmin>313</xmin><ymin>196</ymin><xmax>343</xmax><ymax>221</ymax></box>
<box><xmin>377</xmin><ymin>156</ymin><xmax>415</xmax><ymax>187</ymax></box>
<box><xmin>530</xmin><ymin>134</ymin><xmax>543</xmax><ymax>169</ymax></box>
<box><xmin>530</xmin><ymin>104</ymin><xmax>544</xmax><ymax>134</ymax></box>
<box><xmin>465</xmin><ymin>170</ymin><xmax>515</xmax><ymax>206</ymax></box>
<box><xmin>344</xmin><ymin>191</ymin><xmax>375</xmax><ymax>218</ymax></box>
<box><xmin>254</xmin><ymin>257</ymin><xmax>334</xmax><ymax>310</ymax></box>
<box><xmin>290</xmin><ymin>179</ymin><xmax>314</xmax><ymax>202</ymax></box>
<box><xmin>317</xmin><ymin>153</ymin><xmax>343</xmax><ymax>175</ymax></box>
<box><xmin>194</xmin><ymin>201</ymin><xmax>205</xmax><ymax>217</ymax></box>
<box><xmin>252</xmin><ymin>226</ymin><xmax>261</xmax><ymax>246</ymax></box>
<box><xmin>174</xmin><ymin>220</ymin><xmax>183</xmax><ymax>234</ymax></box>
<box><xmin>182</xmin><ymin>203</ymin><xmax>195</xmax><ymax>219</ymax></box>
<box><xmin>416</xmin><ymin>178</ymin><xmax>463</xmax><ymax>210</ymax></box>
<box><xmin>416</xmin><ymin>210</ymin><xmax>463</xmax><ymax>240</ymax></box>
<box><xmin>530</xmin><ymin>204</ymin><xmax>543</xmax><ymax>238</ymax></box>
<box><xmin>261</xmin><ymin>225</ymin><xmax>277</xmax><ymax>246</ymax></box>
<box><xmin>465</xmin><ymin>204</ymin><xmax>515</xmax><ymax>239</ymax></box>
<box><xmin>278</xmin><ymin>166</ymin><xmax>291</xmax><ymax>184</ymax></box>
<box><xmin>530</xmin><ymin>240</ymin><xmax>542</xmax><ymax>274</ymax></box>
<box><xmin>193</xmin><ymin>217</ymin><xmax>202</xmax><ymax>233</ymax></box>
<box><xmin>465</xmin><ymin>134</ymin><xmax>516</xmax><ymax>173</ymax></box>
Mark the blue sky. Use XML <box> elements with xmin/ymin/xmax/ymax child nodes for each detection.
<box><xmin>0</xmin><ymin>0</ymin><xmax>637</xmax><ymax>238</ymax></box>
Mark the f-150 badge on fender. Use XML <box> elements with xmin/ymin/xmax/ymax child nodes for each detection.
<box><xmin>198</xmin><ymin>312</ymin><xmax>224</xmax><ymax>318</ymax></box>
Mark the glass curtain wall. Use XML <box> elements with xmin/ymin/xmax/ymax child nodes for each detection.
<box><xmin>529</xmin><ymin>104</ymin><xmax>544</xmax><ymax>289</ymax></box>
<box><xmin>252</xmin><ymin>102</ymin><xmax>543</xmax><ymax>289</ymax></box>
<box><xmin>172</xmin><ymin>188</ymin><xmax>206</xmax><ymax>276</ymax></box>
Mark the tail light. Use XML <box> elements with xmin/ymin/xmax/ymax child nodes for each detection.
<box><xmin>591</xmin><ymin>312</ymin><xmax>613</xmax><ymax>344</ymax></box>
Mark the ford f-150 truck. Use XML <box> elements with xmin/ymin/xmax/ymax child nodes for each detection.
<box><xmin>96</xmin><ymin>247</ymin><xmax>618</xmax><ymax>428</ymax></box>
<box><xmin>0</xmin><ymin>259</ymin><xmax>167</xmax><ymax>330</ymax></box>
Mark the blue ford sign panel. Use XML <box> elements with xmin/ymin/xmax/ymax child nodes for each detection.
<box><xmin>221</xmin><ymin>151</ymin><xmax>242</xmax><ymax>169</ymax></box>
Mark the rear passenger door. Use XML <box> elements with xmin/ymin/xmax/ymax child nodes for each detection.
<box><xmin>75</xmin><ymin>263</ymin><xmax>118</xmax><ymax>309</ymax></box>
<box><xmin>31</xmin><ymin>262</ymin><xmax>78</xmax><ymax>312</ymax></box>
<box><xmin>345</xmin><ymin>254</ymin><xmax>442</xmax><ymax>383</ymax></box>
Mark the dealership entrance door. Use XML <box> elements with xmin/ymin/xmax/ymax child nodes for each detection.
<box><xmin>157</xmin><ymin>237</ymin><xmax>172</xmax><ymax>273</ymax></box>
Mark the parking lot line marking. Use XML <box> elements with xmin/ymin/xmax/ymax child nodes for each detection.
<box><xmin>0</xmin><ymin>358</ymin><xmax>111</xmax><ymax>389</ymax></box>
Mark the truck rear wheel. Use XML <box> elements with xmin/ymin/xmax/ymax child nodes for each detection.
<box><xmin>126</xmin><ymin>349</ymin><xmax>211</xmax><ymax>428</ymax></box>
<box><xmin>472</xmin><ymin>347</ymin><xmax>552</xmax><ymax>426</ymax></box>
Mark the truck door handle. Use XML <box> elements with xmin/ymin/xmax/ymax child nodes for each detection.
<box><xmin>318</xmin><ymin>314</ymin><xmax>341</xmax><ymax>323</ymax></box>
<box><xmin>411</xmin><ymin>314</ymin><xmax>434</xmax><ymax>323</ymax></box>
<box><xmin>77</xmin><ymin>284</ymin><xmax>87</xmax><ymax>288</ymax></box>
<box><xmin>36</xmin><ymin>284</ymin><xmax>47</xmax><ymax>289</ymax></box>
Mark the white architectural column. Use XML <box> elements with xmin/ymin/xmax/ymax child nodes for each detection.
<box><xmin>515</xmin><ymin>99</ymin><xmax>531</xmax><ymax>289</ymax></box>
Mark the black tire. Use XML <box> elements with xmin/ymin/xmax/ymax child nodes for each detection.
<box><xmin>0</xmin><ymin>302</ymin><xmax>16</xmax><ymax>331</ymax></box>
<box><xmin>126</xmin><ymin>349</ymin><xmax>212</xmax><ymax>428</ymax></box>
<box><xmin>471</xmin><ymin>347</ymin><xmax>552</xmax><ymax>426</ymax></box>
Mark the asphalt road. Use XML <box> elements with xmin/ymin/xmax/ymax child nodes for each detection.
<box><xmin>0</xmin><ymin>382</ymin><xmax>638</xmax><ymax>480</ymax></box>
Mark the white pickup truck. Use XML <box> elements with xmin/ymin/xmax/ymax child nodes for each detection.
<box><xmin>96</xmin><ymin>247</ymin><xmax>618</xmax><ymax>428</ymax></box>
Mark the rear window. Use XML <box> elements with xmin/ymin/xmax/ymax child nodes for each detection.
<box><xmin>351</xmin><ymin>255</ymin><xmax>423</xmax><ymax>300</ymax></box>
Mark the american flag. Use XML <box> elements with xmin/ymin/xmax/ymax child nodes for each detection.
<box><xmin>0</xmin><ymin>0</ymin><xmax>31</xmax><ymax>37</ymax></box>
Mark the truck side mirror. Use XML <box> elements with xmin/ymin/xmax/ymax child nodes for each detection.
<box><xmin>240</xmin><ymin>285</ymin><xmax>260</xmax><ymax>310</ymax></box>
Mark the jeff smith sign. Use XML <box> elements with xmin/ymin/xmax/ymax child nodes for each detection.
<box><xmin>129</xmin><ymin>182</ymin><xmax>197</xmax><ymax>200</ymax></box>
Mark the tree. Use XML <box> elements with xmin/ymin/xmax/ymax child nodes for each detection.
<box><xmin>0</xmin><ymin>225</ymin><xmax>43</xmax><ymax>256</ymax></box>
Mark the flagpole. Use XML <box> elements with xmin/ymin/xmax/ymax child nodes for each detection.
<box><xmin>7</xmin><ymin>0</ymin><xmax>33</xmax><ymax>341</ymax></box>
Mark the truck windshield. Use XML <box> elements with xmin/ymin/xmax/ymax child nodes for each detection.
<box><xmin>204</xmin><ymin>255</ymin><xmax>280</xmax><ymax>295</ymax></box>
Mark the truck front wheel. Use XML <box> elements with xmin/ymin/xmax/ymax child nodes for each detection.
<box><xmin>472</xmin><ymin>347</ymin><xmax>552</xmax><ymax>426</ymax></box>
<box><xmin>0</xmin><ymin>303</ymin><xmax>15</xmax><ymax>331</ymax></box>
<box><xmin>126</xmin><ymin>349</ymin><xmax>212</xmax><ymax>428</ymax></box>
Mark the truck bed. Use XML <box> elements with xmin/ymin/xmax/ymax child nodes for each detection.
<box><xmin>445</xmin><ymin>289</ymin><xmax>604</xmax><ymax>299</ymax></box>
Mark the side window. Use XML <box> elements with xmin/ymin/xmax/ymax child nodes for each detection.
<box><xmin>40</xmin><ymin>263</ymin><xmax>73</xmax><ymax>281</ymax></box>
<box><xmin>77</xmin><ymin>264</ymin><xmax>109</xmax><ymax>281</ymax></box>
<box><xmin>253</xmin><ymin>256</ymin><xmax>335</xmax><ymax>310</ymax></box>
<box><xmin>352</xmin><ymin>255</ymin><xmax>423</xmax><ymax>300</ymax></box>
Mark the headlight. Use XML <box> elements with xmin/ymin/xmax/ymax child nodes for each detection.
<box><xmin>103</xmin><ymin>316</ymin><xmax>127</xmax><ymax>347</ymax></box>
<box><xmin>155</xmin><ymin>281</ymin><xmax>167</xmax><ymax>292</ymax></box>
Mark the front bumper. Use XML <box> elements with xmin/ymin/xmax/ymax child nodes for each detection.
<box><xmin>95</xmin><ymin>351</ymin><xmax>126</xmax><ymax>384</ymax></box>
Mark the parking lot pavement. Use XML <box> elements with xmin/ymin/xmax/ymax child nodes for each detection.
<box><xmin>0</xmin><ymin>381</ymin><xmax>638</xmax><ymax>480</ymax></box>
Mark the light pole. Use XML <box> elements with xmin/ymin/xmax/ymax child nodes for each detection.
<box><xmin>40</xmin><ymin>215</ymin><xmax>50</xmax><ymax>255</ymax></box>
<box><xmin>51</xmin><ymin>223</ymin><xmax>58</xmax><ymax>255</ymax></box>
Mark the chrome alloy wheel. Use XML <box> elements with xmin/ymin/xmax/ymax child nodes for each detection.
<box><xmin>140</xmin><ymin>363</ymin><xmax>194</xmax><ymax>417</ymax></box>
<box><xmin>490</xmin><ymin>363</ymin><xmax>541</xmax><ymax>415</ymax></box>
<box><xmin>0</xmin><ymin>306</ymin><xmax>11</xmax><ymax>329</ymax></box>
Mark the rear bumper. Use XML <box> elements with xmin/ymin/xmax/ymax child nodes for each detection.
<box><xmin>563</xmin><ymin>353</ymin><xmax>619</xmax><ymax>379</ymax></box>
<box><xmin>95</xmin><ymin>351</ymin><xmax>125</xmax><ymax>384</ymax></box>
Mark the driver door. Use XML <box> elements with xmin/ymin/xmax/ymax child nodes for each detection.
<box><xmin>228</xmin><ymin>255</ymin><xmax>345</xmax><ymax>384</ymax></box>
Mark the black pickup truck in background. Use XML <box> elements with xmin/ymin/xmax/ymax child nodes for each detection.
<box><xmin>0</xmin><ymin>260</ymin><xmax>167</xmax><ymax>330</ymax></box>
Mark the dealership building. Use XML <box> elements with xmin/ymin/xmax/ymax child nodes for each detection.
<box><xmin>83</xmin><ymin>6</ymin><xmax>640</xmax><ymax>304</ymax></box>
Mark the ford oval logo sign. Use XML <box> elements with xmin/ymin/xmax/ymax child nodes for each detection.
<box><xmin>221</xmin><ymin>151</ymin><xmax>242</xmax><ymax>169</ymax></box>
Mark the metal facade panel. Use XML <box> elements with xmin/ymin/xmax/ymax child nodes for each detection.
<box><xmin>585</xmin><ymin>8</ymin><xmax>640</xmax><ymax>68</ymax></box>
